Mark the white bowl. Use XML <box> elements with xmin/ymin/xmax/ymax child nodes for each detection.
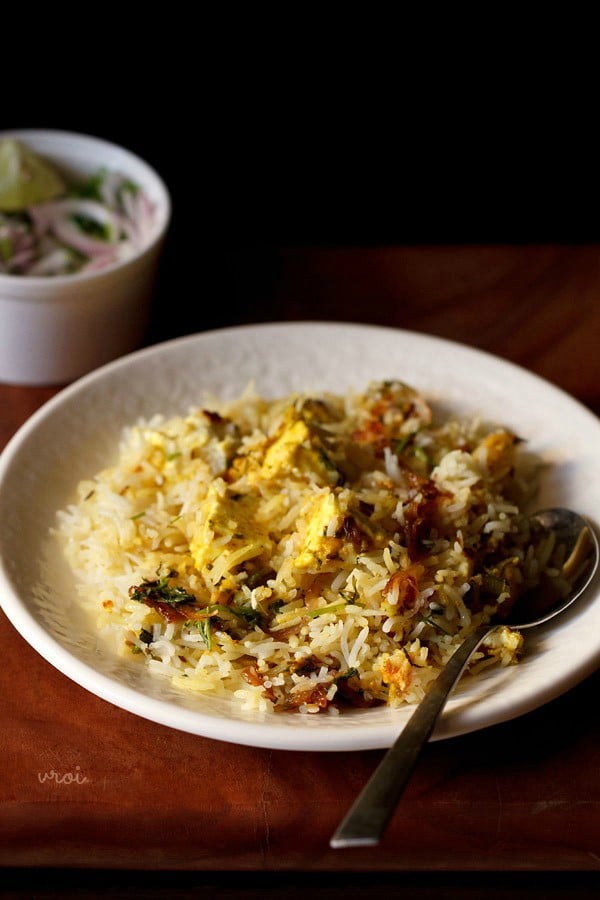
<box><xmin>0</xmin><ymin>129</ymin><xmax>171</xmax><ymax>385</ymax></box>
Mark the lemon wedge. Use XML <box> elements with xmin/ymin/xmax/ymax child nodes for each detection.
<box><xmin>0</xmin><ymin>138</ymin><xmax>67</xmax><ymax>211</ymax></box>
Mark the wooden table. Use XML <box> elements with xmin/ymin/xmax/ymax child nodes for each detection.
<box><xmin>1</xmin><ymin>245</ymin><xmax>599</xmax><ymax>897</ymax></box>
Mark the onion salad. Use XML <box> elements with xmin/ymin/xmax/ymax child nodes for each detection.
<box><xmin>0</xmin><ymin>146</ymin><xmax>156</xmax><ymax>277</ymax></box>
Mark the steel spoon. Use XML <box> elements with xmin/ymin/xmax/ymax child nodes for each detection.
<box><xmin>330</xmin><ymin>507</ymin><xmax>599</xmax><ymax>848</ymax></box>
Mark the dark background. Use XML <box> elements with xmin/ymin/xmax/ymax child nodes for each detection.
<box><xmin>5</xmin><ymin>40</ymin><xmax>598</xmax><ymax>348</ymax></box>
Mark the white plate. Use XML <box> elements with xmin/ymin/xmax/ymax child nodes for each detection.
<box><xmin>1</xmin><ymin>322</ymin><xmax>599</xmax><ymax>752</ymax></box>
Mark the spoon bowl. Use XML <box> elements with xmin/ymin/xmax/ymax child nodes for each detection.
<box><xmin>330</xmin><ymin>507</ymin><xmax>599</xmax><ymax>849</ymax></box>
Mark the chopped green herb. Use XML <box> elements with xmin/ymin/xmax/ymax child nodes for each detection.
<box><xmin>234</xmin><ymin>602</ymin><xmax>263</xmax><ymax>627</ymax></box>
<box><xmin>245</xmin><ymin>568</ymin><xmax>275</xmax><ymax>590</ymax></box>
<box><xmin>316</xmin><ymin>446</ymin><xmax>341</xmax><ymax>484</ymax></box>
<box><xmin>197</xmin><ymin>618</ymin><xmax>212</xmax><ymax>650</ymax></box>
<box><xmin>69</xmin><ymin>169</ymin><xmax>106</xmax><ymax>201</ymax></box>
<box><xmin>412</xmin><ymin>446</ymin><xmax>431</xmax><ymax>466</ymax></box>
<box><xmin>393</xmin><ymin>433</ymin><xmax>415</xmax><ymax>454</ymax></box>
<box><xmin>420</xmin><ymin>614</ymin><xmax>451</xmax><ymax>635</ymax></box>
<box><xmin>482</xmin><ymin>570</ymin><xmax>509</xmax><ymax>597</ymax></box>
<box><xmin>334</xmin><ymin>667</ymin><xmax>359</xmax><ymax>683</ymax></box>
<box><xmin>130</xmin><ymin>571</ymin><xmax>195</xmax><ymax>607</ymax></box>
<box><xmin>69</xmin><ymin>212</ymin><xmax>111</xmax><ymax>241</ymax></box>
<box><xmin>306</xmin><ymin>601</ymin><xmax>347</xmax><ymax>619</ymax></box>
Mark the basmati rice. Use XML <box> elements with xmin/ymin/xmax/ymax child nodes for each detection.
<box><xmin>54</xmin><ymin>380</ymin><xmax>563</xmax><ymax>715</ymax></box>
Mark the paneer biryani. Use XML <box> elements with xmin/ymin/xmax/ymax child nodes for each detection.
<box><xmin>54</xmin><ymin>380</ymin><xmax>561</xmax><ymax>715</ymax></box>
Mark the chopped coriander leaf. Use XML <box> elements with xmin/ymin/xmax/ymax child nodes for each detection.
<box><xmin>196</xmin><ymin>618</ymin><xmax>212</xmax><ymax>650</ymax></box>
<box><xmin>420</xmin><ymin>614</ymin><xmax>451</xmax><ymax>634</ymax></box>
<box><xmin>129</xmin><ymin>572</ymin><xmax>195</xmax><ymax>607</ymax></box>
<box><xmin>334</xmin><ymin>667</ymin><xmax>359</xmax><ymax>683</ymax></box>
<box><xmin>393</xmin><ymin>433</ymin><xmax>415</xmax><ymax>454</ymax></box>
<box><xmin>69</xmin><ymin>212</ymin><xmax>111</xmax><ymax>241</ymax></box>
<box><xmin>306</xmin><ymin>601</ymin><xmax>347</xmax><ymax>619</ymax></box>
<box><xmin>232</xmin><ymin>601</ymin><xmax>263</xmax><ymax>628</ymax></box>
<box><xmin>412</xmin><ymin>446</ymin><xmax>431</xmax><ymax>466</ymax></box>
<box><xmin>70</xmin><ymin>169</ymin><xmax>106</xmax><ymax>201</ymax></box>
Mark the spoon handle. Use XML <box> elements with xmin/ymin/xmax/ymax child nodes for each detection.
<box><xmin>330</xmin><ymin>624</ymin><xmax>492</xmax><ymax>848</ymax></box>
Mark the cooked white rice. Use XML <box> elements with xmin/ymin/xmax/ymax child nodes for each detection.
<box><xmin>54</xmin><ymin>379</ymin><xmax>563</xmax><ymax>715</ymax></box>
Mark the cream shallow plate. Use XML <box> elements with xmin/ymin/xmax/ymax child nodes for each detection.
<box><xmin>1</xmin><ymin>322</ymin><xmax>599</xmax><ymax>752</ymax></box>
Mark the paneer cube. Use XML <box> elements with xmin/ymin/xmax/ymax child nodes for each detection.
<box><xmin>261</xmin><ymin>418</ymin><xmax>311</xmax><ymax>478</ymax></box>
<box><xmin>258</xmin><ymin>412</ymin><xmax>340</xmax><ymax>486</ymax></box>
<box><xmin>380</xmin><ymin>649</ymin><xmax>413</xmax><ymax>702</ymax></box>
<box><xmin>294</xmin><ymin>489</ymin><xmax>343</xmax><ymax>570</ymax></box>
<box><xmin>190</xmin><ymin>483</ymin><xmax>272</xmax><ymax>585</ymax></box>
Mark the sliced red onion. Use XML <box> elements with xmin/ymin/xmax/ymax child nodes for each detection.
<box><xmin>27</xmin><ymin>248</ymin><xmax>76</xmax><ymax>276</ymax></box>
<box><xmin>79</xmin><ymin>249</ymin><xmax>121</xmax><ymax>272</ymax></box>
<box><xmin>98</xmin><ymin>170</ymin><xmax>123</xmax><ymax>209</ymax></box>
<box><xmin>0</xmin><ymin>218</ymin><xmax>37</xmax><ymax>271</ymax></box>
<box><xmin>121</xmin><ymin>192</ymin><xmax>156</xmax><ymax>248</ymax></box>
<box><xmin>27</xmin><ymin>203</ymin><xmax>56</xmax><ymax>236</ymax></box>
<box><xmin>6</xmin><ymin>248</ymin><xmax>37</xmax><ymax>270</ymax></box>
<box><xmin>40</xmin><ymin>199</ymin><xmax>123</xmax><ymax>257</ymax></box>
